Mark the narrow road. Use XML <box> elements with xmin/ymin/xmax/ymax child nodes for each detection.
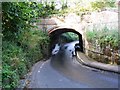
<box><xmin>28</xmin><ymin>41</ymin><xmax>119</xmax><ymax>88</ymax></box>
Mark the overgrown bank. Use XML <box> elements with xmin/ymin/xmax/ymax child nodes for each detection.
<box><xmin>2</xmin><ymin>30</ymin><xmax>50</xmax><ymax>89</ymax></box>
<box><xmin>2</xmin><ymin>2</ymin><xmax>55</xmax><ymax>89</ymax></box>
<box><xmin>86</xmin><ymin>26</ymin><xmax>120</xmax><ymax>65</ymax></box>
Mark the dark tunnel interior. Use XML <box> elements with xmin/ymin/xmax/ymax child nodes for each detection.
<box><xmin>49</xmin><ymin>28</ymin><xmax>83</xmax><ymax>55</ymax></box>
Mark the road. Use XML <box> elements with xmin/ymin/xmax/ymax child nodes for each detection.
<box><xmin>28</xmin><ymin>41</ymin><xmax>119</xmax><ymax>88</ymax></box>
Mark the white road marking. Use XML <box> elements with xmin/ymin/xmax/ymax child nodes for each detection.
<box><xmin>38</xmin><ymin>60</ymin><xmax>49</xmax><ymax>73</ymax></box>
<box><xmin>38</xmin><ymin>71</ymin><xmax>40</xmax><ymax>73</ymax></box>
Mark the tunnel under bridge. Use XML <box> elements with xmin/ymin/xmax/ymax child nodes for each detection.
<box><xmin>48</xmin><ymin>26</ymin><xmax>84</xmax><ymax>55</ymax></box>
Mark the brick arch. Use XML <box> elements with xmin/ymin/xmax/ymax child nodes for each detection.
<box><xmin>48</xmin><ymin>26</ymin><xmax>84</xmax><ymax>55</ymax></box>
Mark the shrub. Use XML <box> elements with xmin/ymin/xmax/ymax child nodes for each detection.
<box><xmin>2</xmin><ymin>64</ymin><xmax>19</xmax><ymax>89</ymax></box>
<box><xmin>2</xmin><ymin>29</ymin><xmax>50</xmax><ymax>88</ymax></box>
<box><xmin>91</xmin><ymin>0</ymin><xmax>116</xmax><ymax>11</ymax></box>
<box><xmin>86</xmin><ymin>26</ymin><xmax>119</xmax><ymax>64</ymax></box>
<box><xmin>18</xmin><ymin>29</ymin><xmax>50</xmax><ymax>61</ymax></box>
<box><xmin>2</xmin><ymin>2</ymin><xmax>52</xmax><ymax>89</ymax></box>
<box><xmin>2</xmin><ymin>41</ymin><xmax>25</xmax><ymax>89</ymax></box>
<box><xmin>86</xmin><ymin>26</ymin><xmax>119</xmax><ymax>50</ymax></box>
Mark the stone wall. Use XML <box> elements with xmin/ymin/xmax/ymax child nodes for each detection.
<box><xmin>36</xmin><ymin>12</ymin><xmax>120</xmax><ymax>65</ymax></box>
<box><xmin>82</xmin><ymin>11</ymin><xmax>119</xmax><ymax>65</ymax></box>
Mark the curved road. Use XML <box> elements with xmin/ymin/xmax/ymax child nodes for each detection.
<box><xmin>28</xmin><ymin>41</ymin><xmax>119</xmax><ymax>88</ymax></box>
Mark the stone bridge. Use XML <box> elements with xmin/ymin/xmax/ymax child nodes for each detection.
<box><xmin>36</xmin><ymin>11</ymin><xmax>118</xmax><ymax>59</ymax></box>
<box><xmin>37</xmin><ymin>13</ymin><xmax>87</xmax><ymax>54</ymax></box>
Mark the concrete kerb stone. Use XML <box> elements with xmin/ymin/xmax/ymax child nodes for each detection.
<box><xmin>76</xmin><ymin>51</ymin><xmax>120</xmax><ymax>74</ymax></box>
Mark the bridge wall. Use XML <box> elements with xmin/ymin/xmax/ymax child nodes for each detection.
<box><xmin>36</xmin><ymin>17</ymin><xmax>88</xmax><ymax>55</ymax></box>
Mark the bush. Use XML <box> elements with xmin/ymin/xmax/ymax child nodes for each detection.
<box><xmin>18</xmin><ymin>29</ymin><xmax>50</xmax><ymax>61</ymax></box>
<box><xmin>2</xmin><ymin>29</ymin><xmax>50</xmax><ymax>88</ymax></box>
<box><xmin>2</xmin><ymin>2</ymin><xmax>54</xmax><ymax>89</ymax></box>
<box><xmin>91</xmin><ymin>0</ymin><xmax>116</xmax><ymax>11</ymax></box>
<box><xmin>2</xmin><ymin>64</ymin><xmax>19</xmax><ymax>89</ymax></box>
<box><xmin>86</xmin><ymin>26</ymin><xmax>119</xmax><ymax>64</ymax></box>
<box><xmin>2</xmin><ymin>41</ymin><xmax>26</xmax><ymax>89</ymax></box>
<box><xmin>86</xmin><ymin>26</ymin><xmax>119</xmax><ymax>50</ymax></box>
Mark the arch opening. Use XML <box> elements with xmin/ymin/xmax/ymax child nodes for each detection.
<box><xmin>60</xmin><ymin>32</ymin><xmax>79</xmax><ymax>43</ymax></box>
<box><xmin>48</xmin><ymin>28</ymin><xmax>83</xmax><ymax>55</ymax></box>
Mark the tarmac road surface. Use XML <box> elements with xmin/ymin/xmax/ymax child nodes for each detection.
<box><xmin>28</xmin><ymin>41</ymin><xmax>119</xmax><ymax>88</ymax></box>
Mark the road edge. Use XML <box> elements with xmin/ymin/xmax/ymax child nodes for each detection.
<box><xmin>76</xmin><ymin>51</ymin><xmax>120</xmax><ymax>74</ymax></box>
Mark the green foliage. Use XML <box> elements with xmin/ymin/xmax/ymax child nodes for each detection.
<box><xmin>86</xmin><ymin>26</ymin><xmax>119</xmax><ymax>50</ymax></box>
<box><xmin>2</xmin><ymin>31</ymin><xmax>50</xmax><ymax>89</ymax></box>
<box><xmin>91</xmin><ymin>2</ymin><xmax>105</xmax><ymax>11</ymax></box>
<box><xmin>66</xmin><ymin>32</ymin><xmax>79</xmax><ymax>41</ymax></box>
<box><xmin>2</xmin><ymin>2</ymin><xmax>52</xmax><ymax>89</ymax></box>
<box><xmin>86</xmin><ymin>26</ymin><xmax>119</xmax><ymax>64</ymax></box>
<box><xmin>2</xmin><ymin>2</ymin><xmax>38</xmax><ymax>41</ymax></box>
<box><xmin>57</xmin><ymin>0</ymin><xmax>116</xmax><ymax>16</ymax></box>
<box><xmin>2</xmin><ymin>2</ymin><xmax>57</xmax><ymax>41</ymax></box>
<box><xmin>86</xmin><ymin>30</ymin><xmax>97</xmax><ymax>43</ymax></box>
<box><xmin>19</xmin><ymin>30</ymin><xmax>50</xmax><ymax>67</ymax></box>
<box><xmin>91</xmin><ymin>0</ymin><xmax>116</xmax><ymax>11</ymax></box>
<box><xmin>2</xmin><ymin>64</ymin><xmax>19</xmax><ymax>89</ymax></box>
<box><xmin>39</xmin><ymin>1</ymin><xmax>57</xmax><ymax>18</ymax></box>
<box><xmin>2</xmin><ymin>41</ymin><xmax>26</xmax><ymax>89</ymax></box>
<box><xmin>61</xmin><ymin>0</ymin><xmax>68</xmax><ymax>10</ymax></box>
<box><xmin>61</xmin><ymin>32</ymin><xmax>79</xmax><ymax>43</ymax></box>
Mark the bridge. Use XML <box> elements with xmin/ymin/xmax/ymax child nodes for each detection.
<box><xmin>28</xmin><ymin>12</ymin><xmax>119</xmax><ymax>88</ymax></box>
<box><xmin>36</xmin><ymin>12</ymin><xmax>119</xmax><ymax>65</ymax></box>
<box><xmin>48</xmin><ymin>26</ymin><xmax>83</xmax><ymax>54</ymax></box>
<box><xmin>37</xmin><ymin>14</ymin><xmax>87</xmax><ymax>55</ymax></box>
